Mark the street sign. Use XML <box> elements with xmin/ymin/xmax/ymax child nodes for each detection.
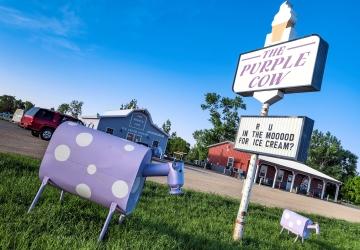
<box><xmin>234</xmin><ymin>116</ymin><xmax>314</xmax><ymax>162</ymax></box>
<box><xmin>233</xmin><ymin>35</ymin><xmax>328</xmax><ymax>96</ymax></box>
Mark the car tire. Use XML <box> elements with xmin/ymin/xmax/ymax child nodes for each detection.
<box><xmin>31</xmin><ymin>130</ymin><xmax>39</xmax><ymax>137</ymax></box>
<box><xmin>40</xmin><ymin>128</ymin><xmax>54</xmax><ymax>141</ymax></box>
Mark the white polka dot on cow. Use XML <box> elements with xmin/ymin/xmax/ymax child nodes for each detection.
<box><xmin>76</xmin><ymin>183</ymin><xmax>91</xmax><ymax>199</ymax></box>
<box><xmin>131</xmin><ymin>177</ymin><xmax>141</xmax><ymax>194</ymax></box>
<box><xmin>87</xmin><ymin>164</ymin><xmax>97</xmax><ymax>175</ymax></box>
<box><xmin>112</xmin><ymin>180</ymin><xmax>129</xmax><ymax>198</ymax></box>
<box><xmin>76</xmin><ymin>133</ymin><xmax>93</xmax><ymax>147</ymax></box>
<box><xmin>67</xmin><ymin>122</ymin><xmax>78</xmax><ymax>126</ymax></box>
<box><xmin>124</xmin><ymin>144</ymin><xmax>135</xmax><ymax>152</ymax></box>
<box><xmin>54</xmin><ymin>144</ymin><xmax>71</xmax><ymax>161</ymax></box>
<box><xmin>296</xmin><ymin>219</ymin><xmax>302</xmax><ymax>226</ymax></box>
<box><xmin>288</xmin><ymin>221</ymin><xmax>293</xmax><ymax>228</ymax></box>
<box><xmin>284</xmin><ymin>213</ymin><xmax>290</xmax><ymax>219</ymax></box>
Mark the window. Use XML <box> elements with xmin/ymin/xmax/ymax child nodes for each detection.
<box><xmin>25</xmin><ymin>107</ymin><xmax>40</xmax><ymax>116</ymax></box>
<box><xmin>227</xmin><ymin>157</ymin><xmax>234</xmax><ymax>168</ymax></box>
<box><xmin>134</xmin><ymin>135</ymin><xmax>141</xmax><ymax>142</ymax></box>
<box><xmin>36</xmin><ymin>109</ymin><xmax>54</xmax><ymax>120</ymax></box>
<box><xmin>126</xmin><ymin>132</ymin><xmax>134</xmax><ymax>141</ymax></box>
<box><xmin>152</xmin><ymin>140</ymin><xmax>159</xmax><ymax>147</ymax></box>
<box><xmin>106</xmin><ymin>128</ymin><xmax>114</xmax><ymax>134</ymax></box>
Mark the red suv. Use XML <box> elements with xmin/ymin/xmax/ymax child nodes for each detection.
<box><xmin>20</xmin><ymin>107</ymin><xmax>83</xmax><ymax>140</ymax></box>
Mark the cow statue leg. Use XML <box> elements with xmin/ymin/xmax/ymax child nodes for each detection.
<box><xmin>59</xmin><ymin>190</ymin><xmax>65</xmax><ymax>203</ymax></box>
<box><xmin>28</xmin><ymin>176</ymin><xmax>49</xmax><ymax>213</ymax></box>
<box><xmin>98</xmin><ymin>202</ymin><xmax>118</xmax><ymax>241</ymax></box>
<box><xmin>119</xmin><ymin>214</ymin><xmax>126</xmax><ymax>224</ymax></box>
<box><xmin>294</xmin><ymin>235</ymin><xmax>299</xmax><ymax>243</ymax></box>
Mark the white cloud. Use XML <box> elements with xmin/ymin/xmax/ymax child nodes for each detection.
<box><xmin>0</xmin><ymin>5</ymin><xmax>85</xmax><ymax>53</ymax></box>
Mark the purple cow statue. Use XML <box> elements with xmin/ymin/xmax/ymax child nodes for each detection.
<box><xmin>280</xmin><ymin>209</ymin><xmax>320</xmax><ymax>243</ymax></box>
<box><xmin>27</xmin><ymin>122</ymin><xmax>184</xmax><ymax>241</ymax></box>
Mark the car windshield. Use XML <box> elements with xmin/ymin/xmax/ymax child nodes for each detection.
<box><xmin>25</xmin><ymin>107</ymin><xmax>40</xmax><ymax>117</ymax></box>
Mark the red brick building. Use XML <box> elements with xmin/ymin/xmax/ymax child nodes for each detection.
<box><xmin>207</xmin><ymin>141</ymin><xmax>251</xmax><ymax>174</ymax></box>
<box><xmin>207</xmin><ymin>141</ymin><xmax>341</xmax><ymax>201</ymax></box>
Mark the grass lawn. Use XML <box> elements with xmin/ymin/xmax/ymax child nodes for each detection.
<box><xmin>0</xmin><ymin>152</ymin><xmax>359</xmax><ymax>249</ymax></box>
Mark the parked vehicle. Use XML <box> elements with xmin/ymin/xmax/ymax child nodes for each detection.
<box><xmin>19</xmin><ymin>107</ymin><xmax>83</xmax><ymax>140</ymax></box>
<box><xmin>12</xmin><ymin>109</ymin><xmax>24</xmax><ymax>123</ymax></box>
<box><xmin>0</xmin><ymin>112</ymin><xmax>13</xmax><ymax>121</ymax></box>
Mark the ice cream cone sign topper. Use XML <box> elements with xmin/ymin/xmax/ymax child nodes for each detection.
<box><xmin>265</xmin><ymin>1</ymin><xmax>296</xmax><ymax>46</ymax></box>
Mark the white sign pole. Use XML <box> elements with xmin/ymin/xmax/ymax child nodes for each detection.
<box><xmin>233</xmin><ymin>1</ymin><xmax>296</xmax><ymax>240</ymax></box>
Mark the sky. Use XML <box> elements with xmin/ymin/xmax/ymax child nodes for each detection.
<box><xmin>0</xmin><ymin>0</ymin><xmax>359</xmax><ymax>171</ymax></box>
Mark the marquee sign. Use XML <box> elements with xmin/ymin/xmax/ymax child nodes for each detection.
<box><xmin>234</xmin><ymin>116</ymin><xmax>314</xmax><ymax>162</ymax></box>
<box><xmin>233</xmin><ymin>35</ymin><xmax>328</xmax><ymax>96</ymax></box>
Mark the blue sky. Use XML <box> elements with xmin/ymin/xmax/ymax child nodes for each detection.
<box><xmin>0</xmin><ymin>1</ymin><xmax>359</xmax><ymax>170</ymax></box>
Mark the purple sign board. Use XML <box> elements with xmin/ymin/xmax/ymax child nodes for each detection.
<box><xmin>233</xmin><ymin>35</ymin><xmax>328</xmax><ymax>96</ymax></box>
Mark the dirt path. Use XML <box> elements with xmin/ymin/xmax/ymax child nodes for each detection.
<box><xmin>1</xmin><ymin>120</ymin><xmax>359</xmax><ymax>223</ymax></box>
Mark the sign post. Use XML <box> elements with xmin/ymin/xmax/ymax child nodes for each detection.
<box><xmin>232</xmin><ymin>1</ymin><xmax>328</xmax><ymax>240</ymax></box>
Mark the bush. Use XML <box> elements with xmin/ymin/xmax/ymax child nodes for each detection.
<box><xmin>341</xmin><ymin>176</ymin><xmax>360</xmax><ymax>205</ymax></box>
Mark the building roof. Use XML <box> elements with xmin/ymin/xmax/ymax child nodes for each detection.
<box><xmin>100</xmin><ymin>109</ymin><xmax>169</xmax><ymax>137</ymax></box>
<box><xmin>207</xmin><ymin>141</ymin><xmax>234</xmax><ymax>148</ymax></box>
<box><xmin>81</xmin><ymin>115</ymin><xmax>100</xmax><ymax>119</ymax></box>
<box><xmin>258</xmin><ymin>155</ymin><xmax>341</xmax><ymax>184</ymax></box>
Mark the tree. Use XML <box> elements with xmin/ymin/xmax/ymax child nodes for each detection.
<box><xmin>57</xmin><ymin>100</ymin><xmax>83</xmax><ymax>118</ymax></box>
<box><xmin>162</xmin><ymin>119</ymin><xmax>171</xmax><ymax>134</ymax></box>
<box><xmin>57</xmin><ymin>103</ymin><xmax>71</xmax><ymax>115</ymax></box>
<box><xmin>120</xmin><ymin>99</ymin><xmax>138</xmax><ymax>110</ymax></box>
<box><xmin>69</xmin><ymin>100</ymin><xmax>83</xmax><ymax>118</ymax></box>
<box><xmin>341</xmin><ymin>176</ymin><xmax>360</xmax><ymax>205</ymax></box>
<box><xmin>166</xmin><ymin>136</ymin><xmax>190</xmax><ymax>156</ymax></box>
<box><xmin>0</xmin><ymin>95</ymin><xmax>34</xmax><ymax>113</ymax></box>
<box><xmin>161</xmin><ymin>119</ymin><xmax>190</xmax><ymax>156</ymax></box>
<box><xmin>23</xmin><ymin>101</ymin><xmax>34</xmax><ymax>112</ymax></box>
<box><xmin>191</xmin><ymin>93</ymin><xmax>246</xmax><ymax>160</ymax></box>
<box><xmin>307</xmin><ymin>130</ymin><xmax>358</xmax><ymax>183</ymax></box>
<box><xmin>0</xmin><ymin>95</ymin><xmax>17</xmax><ymax>113</ymax></box>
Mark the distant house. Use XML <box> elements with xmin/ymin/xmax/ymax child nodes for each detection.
<box><xmin>96</xmin><ymin>109</ymin><xmax>169</xmax><ymax>155</ymax></box>
<box><xmin>207</xmin><ymin>141</ymin><xmax>342</xmax><ymax>201</ymax></box>
<box><xmin>80</xmin><ymin>114</ymin><xmax>100</xmax><ymax>129</ymax></box>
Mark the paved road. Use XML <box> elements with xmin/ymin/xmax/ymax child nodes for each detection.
<box><xmin>0</xmin><ymin>119</ymin><xmax>48</xmax><ymax>158</ymax></box>
<box><xmin>1</xmin><ymin>120</ymin><xmax>359</xmax><ymax>222</ymax></box>
<box><xmin>149</xmin><ymin>167</ymin><xmax>360</xmax><ymax>223</ymax></box>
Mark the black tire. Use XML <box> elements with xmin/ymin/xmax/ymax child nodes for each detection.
<box><xmin>40</xmin><ymin>128</ymin><xmax>54</xmax><ymax>141</ymax></box>
<box><xmin>31</xmin><ymin>130</ymin><xmax>39</xmax><ymax>137</ymax></box>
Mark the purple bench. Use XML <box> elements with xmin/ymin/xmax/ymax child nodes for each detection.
<box><xmin>27</xmin><ymin>122</ymin><xmax>184</xmax><ymax>241</ymax></box>
<box><xmin>280</xmin><ymin>209</ymin><xmax>320</xmax><ymax>243</ymax></box>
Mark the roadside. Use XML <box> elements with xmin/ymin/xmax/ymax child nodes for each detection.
<box><xmin>1</xmin><ymin>119</ymin><xmax>359</xmax><ymax>222</ymax></box>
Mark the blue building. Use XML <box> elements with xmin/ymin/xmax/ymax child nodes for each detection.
<box><xmin>97</xmin><ymin>109</ymin><xmax>169</xmax><ymax>156</ymax></box>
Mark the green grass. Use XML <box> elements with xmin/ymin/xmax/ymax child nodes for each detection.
<box><xmin>0</xmin><ymin>152</ymin><xmax>359</xmax><ymax>250</ymax></box>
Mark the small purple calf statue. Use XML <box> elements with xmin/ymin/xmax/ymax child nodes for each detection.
<box><xmin>27</xmin><ymin>122</ymin><xmax>184</xmax><ymax>241</ymax></box>
<box><xmin>280</xmin><ymin>209</ymin><xmax>320</xmax><ymax>243</ymax></box>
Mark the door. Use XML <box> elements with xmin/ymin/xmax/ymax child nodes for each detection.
<box><xmin>134</xmin><ymin>135</ymin><xmax>141</xmax><ymax>142</ymax></box>
<box><xmin>286</xmin><ymin>174</ymin><xmax>293</xmax><ymax>191</ymax></box>
<box><xmin>259</xmin><ymin>165</ymin><xmax>268</xmax><ymax>178</ymax></box>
